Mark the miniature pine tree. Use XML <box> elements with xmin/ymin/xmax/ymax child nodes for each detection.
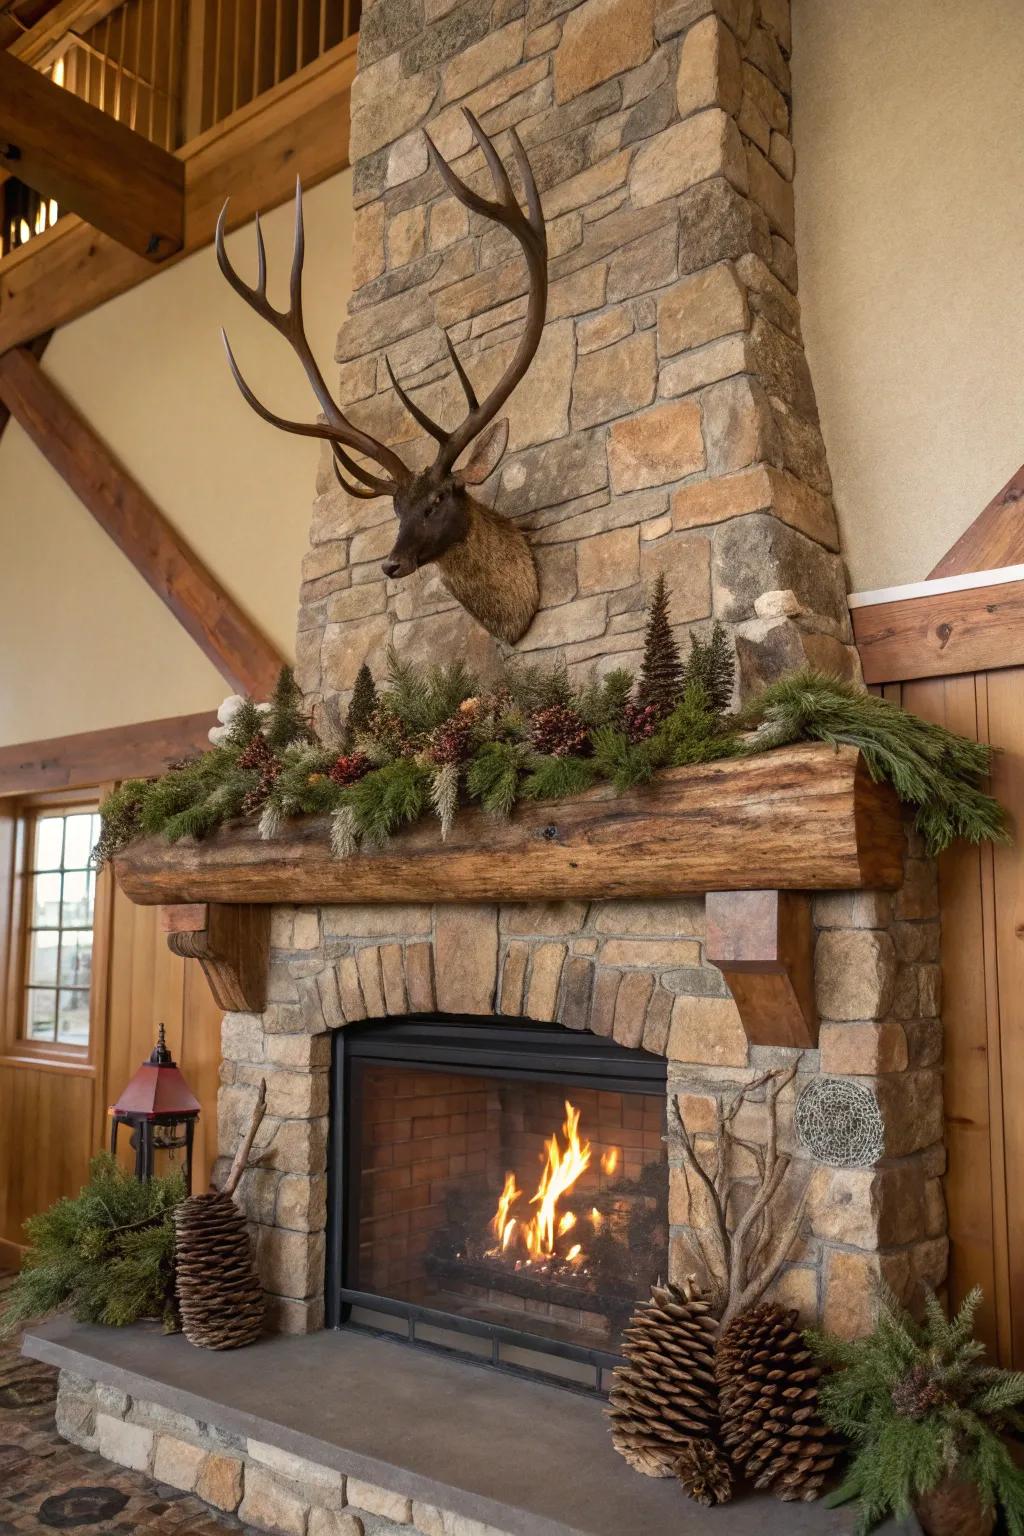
<box><xmin>264</xmin><ymin>666</ymin><xmax>313</xmax><ymax>752</ymax></box>
<box><xmin>684</xmin><ymin>622</ymin><xmax>736</xmax><ymax>717</ymax></box>
<box><xmin>636</xmin><ymin>573</ymin><xmax>685</xmax><ymax>719</ymax></box>
<box><xmin>345</xmin><ymin>662</ymin><xmax>378</xmax><ymax>748</ymax></box>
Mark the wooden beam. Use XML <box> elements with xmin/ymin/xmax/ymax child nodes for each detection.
<box><xmin>0</xmin><ymin>38</ymin><xmax>357</xmax><ymax>351</ymax></box>
<box><xmin>9</xmin><ymin>1</ymin><xmax>124</xmax><ymax>68</ymax></box>
<box><xmin>0</xmin><ymin>348</ymin><xmax>284</xmax><ymax>698</ymax></box>
<box><xmin>929</xmin><ymin>464</ymin><xmax>1024</xmax><ymax>579</ymax></box>
<box><xmin>705</xmin><ymin>890</ymin><xmax>817</xmax><ymax>1048</ymax></box>
<box><xmin>0</xmin><ymin>326</ymin><xmax>49</xmax><ymax>446</ymax></box>
<box><xmin>162</xmin><ymin>902</ymin><xmax>269</xmax><ymax>1012</ymax></box>
<box><xmin>0</xmin><ymin>49</ymin><xmax>184</xmax><ymax>262</ymax></box>
<box><xmin>852</xmin><ymin>575</ymin><xmax>1024</xmax><ymax>685</ymax></box>
<box><xmin>113</xmin><ymin>744</ymin><xmax>906</xmax><ymax>907</ymax></box>
<box><xmin>0</xmin><ymin>713</ymin><xmax>215</xmax><ymax>797</ymax></box>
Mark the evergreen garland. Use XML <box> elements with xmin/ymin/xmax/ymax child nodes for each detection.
<box><xmin>0</xmin><ymin>1153</ymin><xmax>184</xmax><ymax>1335</ymax></box>
<box><xmin>809</xmin><ymin>1287</ymin><xmax>1024</xmax><ymax>1535</ymax></box>
<box><xmin>94</xmin><ymin>592</ymin><xmax>1010</xmax><ymax>866</ymax></box>
<box><xmin>636</xmin><ymin>572</ymin><xmax>685</xmax><ymax>718</ymax></box>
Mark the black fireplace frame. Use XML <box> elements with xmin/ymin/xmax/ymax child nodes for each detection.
<box><xmin>326</xmin><ymin>1015</ymin><xmax>667</xmax><ymax>1392</ymax></box>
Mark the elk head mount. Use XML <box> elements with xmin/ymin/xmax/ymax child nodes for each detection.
<box><xmin>215</xmin><ymin>108</ymin><xmax>549</xmax><ymax>646</ymax></box>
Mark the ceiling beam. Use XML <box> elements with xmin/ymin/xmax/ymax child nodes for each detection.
<box><xmin>0</xmin><ymin>47</ymin><xmax>184</xmax><ymax>261</ymax></box>
<box><xmin>0</xmin><ymin>326</ymin><xmax>49</xmax><ymax>445</ymax></box>
<box><xmin>0</xmin><ymin>712</ymin><xmax>216</xmax><ymax>797</ymax></box>
<box><xmin>852</xmin><ymin>573</ymin><xmax>1024</xmax><ymax>684</ymax></box>
<box><xmin>0</xmin><ymin>347</ymin><xmax>284</xmax><ymax>698</ymax></box>
<box><xmin>8</xmin><ymin>1</ymin><xmax>125</xmax><ymax>67</ymax></box>
<box><xmin>928</xmin><ymin>463</ymin><xmax>1024</xmax><ymax>579</ymax></box>
<box><xmin>0</xmin><ymin>37</ymin><xmax>356</xmax><ymax>351</ymax></box>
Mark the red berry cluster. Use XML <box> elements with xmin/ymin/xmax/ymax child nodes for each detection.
<box><xmin>623</xmin><ymin>701</ymin><xmax>661</xmax><ymax>743</ymax></box>
<box><xmin>530</xmin><ymin>703</ymin><xmax>590</xmax><ymax>758</ymax></box>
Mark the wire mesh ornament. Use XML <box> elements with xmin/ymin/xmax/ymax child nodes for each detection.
<box><xmin>795</xmin><ymin>1077</ymin><xmax>885</xmax><ymax>1167</ymax></box>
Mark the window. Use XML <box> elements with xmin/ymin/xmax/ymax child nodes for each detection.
<box><xmin>21</xmin><ymin>807</ymin><xmax>100</xmax><ymax>1049</ymax></box>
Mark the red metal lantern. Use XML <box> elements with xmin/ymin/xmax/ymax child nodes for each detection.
<box><xmin>109</xmin><ymin>1024</ymin><xmax>201</xmax><ymax>1189</ymax></box>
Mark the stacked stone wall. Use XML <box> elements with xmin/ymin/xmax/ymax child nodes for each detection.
<box><xmin>296</xmin><ymin>0</ymin><xmax>860</xmax><ymax>738</ymax></box>
<box><xmin>214</xmin><ymin>826</ymin><xmax>944</xmax><ymax>1339</ymax></box>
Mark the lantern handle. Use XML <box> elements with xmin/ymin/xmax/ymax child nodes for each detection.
<box><xmin>224</xmin><ymin>1078</ymin><xmax>267</xmax><ymax>1198</ymax></box>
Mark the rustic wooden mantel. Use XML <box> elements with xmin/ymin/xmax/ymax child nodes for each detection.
<box><xmin>113</xmin><ymin>745</ymin><xmax>905</xmax><ymax>1046</ymax></box>
<box><xmin>114</xmin><ymin>744</ymin><xmax>903</xmax><ymax>907</ymax></box>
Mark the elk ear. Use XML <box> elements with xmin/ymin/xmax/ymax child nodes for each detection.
<box><xmin>456</xmin><ymin>419</ymin><xmax>509</xmax><ymax>486</ymax></box>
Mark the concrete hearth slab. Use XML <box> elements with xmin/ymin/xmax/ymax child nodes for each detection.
<box><xmin>24</xmin><ymin>1318</ymin><xmax>857</xmax><ymax>1536</ymax></box>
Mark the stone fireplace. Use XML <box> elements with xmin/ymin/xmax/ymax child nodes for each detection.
<box><xmin>32</xmin><ymin>0</ymin><xmax>948</xmax><ymax>1531</ymax></box>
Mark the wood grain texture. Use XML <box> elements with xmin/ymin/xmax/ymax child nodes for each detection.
<box><xmin>0</xmin><ymin>49</ymin><xmax>184</xmax><ymax>261</ymax></box>
<box><xmin>0</xmin><ymin>328</ymin><xmax>51</xmax><ymax>448</ymax></box>
<box><xmin>113</xmin><ymin>745</ymin><xmax>905</xmax><ymax>907</ymax></box>
<box><xmin>853</xmin><ymin>579</ymin><xmax>1024</xmax><ymax>684</ymax></box>
<box><xmin>929</xmin><ymin>464</ymin><xmax>1024</xmax><ymax>579</ymax></box>
<box><xmin>0</xmin><ymin>713</ymin><xmax>215</xmax><ymax>797</ymax></box>
<box><xmin>0</xmin><ymin>348</ymin><xmax>283</xmax><ymax>697</ymax></box>
<box><xmin>705</xmin><ymin>889</ymin><xmax>817</xmax><ymax>1048</ymax></box>
<box><xmin>0</xmin><ymin>39</ymin><xmax>356</xmax><ymax>352</ymax></box>
<box><xmin>164</xmin><ymin>903</ymin><xmax>269</xmax><ymax>1012</ymax></box>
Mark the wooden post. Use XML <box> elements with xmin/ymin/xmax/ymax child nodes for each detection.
<box><xmin>705</xmin><ymin>890</ymin><xmax>818</xmax><ymax>1049</ymax></box>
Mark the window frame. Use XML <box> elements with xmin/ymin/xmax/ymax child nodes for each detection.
<box><xmin>1</xmin><ymin>787</ymin><xmax>111</xmax><ymax>1073</ymax></box>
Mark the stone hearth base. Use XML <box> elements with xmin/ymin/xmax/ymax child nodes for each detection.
<box><xmin>25</xmin><ymin>1317</ymin><xmax>855</xmax><ymax>1536</ymax></box>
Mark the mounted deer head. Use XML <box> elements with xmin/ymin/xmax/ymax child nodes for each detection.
<box><xmin>215</xmin><ymin>108</ymin><xmax>548</xmax><ymax>645</ymax></box>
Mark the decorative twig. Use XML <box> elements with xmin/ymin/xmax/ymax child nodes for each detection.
<box><xmin>224</xmin><ymin>1079</ymin><xmax>267</xmax><ymax>1198</ymax></box>
<box><xmin>672</xmin><ymin>1061</ymin><xmax>811</xmax><ymax>1329</ymax></box>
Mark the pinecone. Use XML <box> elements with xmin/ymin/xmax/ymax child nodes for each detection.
<box><xmin>892</xmin><ymin>1363</ymin><xmax>950</xmax><ymax>1419</ymax></box>
<box><xmin>238</xmin><ymin>732</ymin><xmax>281</xmax><ymax>816</ymax></box>
<box><xmin>716</xmin><ymin>1302</ymin><xmax>843</xmax><ymax>1502</ymax></box>
<box><xmin>530</xmin><ymin>703</ymin><xmax>590</xmax><ymax>758</ymax></box>
<box><xmin>624</xmin><ymin>701</ymin><xmax>661</xmax><ymax>743</ymax></box>
<box><xmin>329</xmin><ymin>751</ymin><xmax>371</xmax><ymax>786</ymax></box>
<box><xmin>675</xmin><ymin>1438</ymin><xmax>733</xmax><ymax>1506</ymax></box>
<box><xmin>607</xmin><ymin>1278</ymin><xmax>720</xmax><ymax>1477</ymax></box>
<box><xmin>427</xmin><ymin>713</ymin><xmax>475</xmax><ymax>766</ymax></box>
<box><xmin>174</xmin><ymin>1192</ymin><xmax>264</xmax><ymax>1351</ymax></box>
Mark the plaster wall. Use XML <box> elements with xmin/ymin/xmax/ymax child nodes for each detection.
<box><xmin>0</xmin><ymin>171</ymin><xmax>354</xmax><ymax>747</ymax></box>
<box><xmin>792</xmin><ymin>0</ymin><xmax>1024</xmax><ymax>591</ymax></box>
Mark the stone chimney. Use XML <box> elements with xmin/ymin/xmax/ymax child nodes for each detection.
<box><xmin>296</xmin><ymin>0</ymin><xmax>859</xmax><ymax>736</ymax></box>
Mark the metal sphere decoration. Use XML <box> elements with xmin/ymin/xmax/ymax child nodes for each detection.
<box><xmin>795</xmin><ymin>1077</ymin><xmax>885</xmax><ymax>1168</ymax></box>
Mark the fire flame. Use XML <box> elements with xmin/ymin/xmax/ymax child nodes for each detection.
<box><xmin>488</xmin><ymin>1100</ymin><xmax>594</xmax><ymax>1264</ymax></box>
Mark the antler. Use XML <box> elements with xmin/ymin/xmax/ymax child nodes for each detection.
<box><xmin>215</xmin><ymin>184</ymin><xmax>410</xmax><ymax>497</ymax></box>
<box><xmin>386</xmin><ymin>109</ymin><xmax>548</xmax><ymax>478</ymax></box>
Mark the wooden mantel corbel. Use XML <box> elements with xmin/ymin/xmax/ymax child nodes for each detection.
<box><xmin>705</xmin><ymin>890</ymin><xmax>817</xmax><ymax>1048</ymax></box>
<box><xmin>161</xmin><ymin>903</ymin><xmax>269</xmax><ymax>1013</ymax></box>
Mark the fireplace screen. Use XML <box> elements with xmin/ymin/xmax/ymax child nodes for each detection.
<box><xmin>328</xmin><ymin>1021</ymin><xmax>667</xmax><ymax>1388</ymax></box>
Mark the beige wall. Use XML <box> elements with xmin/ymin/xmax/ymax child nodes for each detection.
<box><xmin>792</xmin><ymin>0</ymin><xmax>1024</xmax><ymax>592</ymax></box>
<box><xmin>0</xmin><ymin>170</ymin><xmax>353</xmax><ymax>747</ymax></box>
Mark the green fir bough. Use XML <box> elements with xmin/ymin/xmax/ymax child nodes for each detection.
<box><xmin>94</xmin><ymin>581</ymin><xmax>1009</xmax><ymax>866</ymax></box>
<box><xmin>0</xmin><ymin>1153</ymin><xmax>184</xmax><ymax>1335</ymax></box>
<box><xmin>810</xmin><ymin>1286</ymin><xmax>1024</xmax><ymax>1534</ymax></box>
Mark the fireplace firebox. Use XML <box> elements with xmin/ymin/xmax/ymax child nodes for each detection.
<box><xmin>327</xmin><ymin>1019</ymin><xmax>668</xmax><ymax>1390</ymax></box>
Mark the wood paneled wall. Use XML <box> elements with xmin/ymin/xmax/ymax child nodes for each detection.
<box><xmin>0</xmin><ymin>871</ymin><xmax>222</xmax><ymax>1261</ymax></box>
<box><xmin>884</xmin><ymin>669</ymin><xmax>1024</xmax><ymax>1365</ymax></box>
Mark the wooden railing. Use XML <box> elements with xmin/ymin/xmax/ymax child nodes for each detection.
<box><xmin>1</xmin><ymin>0</ymin><xmax>360</xmax><ymax>258</ymax></box>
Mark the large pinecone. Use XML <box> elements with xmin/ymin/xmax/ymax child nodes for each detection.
<box><xmin>715</xmin><ymin>1302</ymin><xmax>843</xmax><ymax>1502</ymax></box>
<box><xmin>607</xmin><ymin>1278</ymin><xmax>720</xmax><ymax>1477</ymax></box>
<box><xmin>675</xmin><ymin>1438</ymin><xmax>733</xmax><ymax>1506</ymax></box>
<box><xmin>530</xmin><ymin>703</ymin><xmax>589</xmax><ymax>758</ymax></box>
<box><xmin>174</xmin><ymin>1192</ymin><xmax>264</xmax><ymax>1351</ymax></box>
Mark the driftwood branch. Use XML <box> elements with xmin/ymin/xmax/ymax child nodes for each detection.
<box><xmin>224</xmin><ymin>1079</ymin><xmax>267</xmax><ymax>1198</ymax></box>
<box><xmin>675</xmin><ymin>1060</ymin><xmax>811</xmax><ymax>1330</ymax></box>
